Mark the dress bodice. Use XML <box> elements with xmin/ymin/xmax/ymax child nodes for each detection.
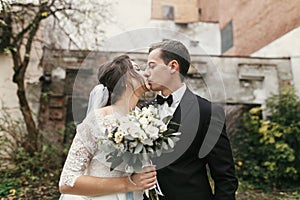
<box><xmin>59</xmin><ymin>110</ymin><xmax>143</xmax><ymax>200</ymax></box>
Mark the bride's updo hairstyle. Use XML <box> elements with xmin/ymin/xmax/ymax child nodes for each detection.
<box><xmin>97</xmin><ymin>54</ymin><xmax>146</xmax><ymax>104</ymax></box>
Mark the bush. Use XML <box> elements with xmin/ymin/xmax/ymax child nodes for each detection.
<box><xmin>0</xmin><ymin>108</ymin><xmax>72</xmax><ymax>199</ymax></box>
<box><xmin>232</xmin><ymin>86</ymin><xmax>300</xmax><ymax>190</ymax></box>
<box><xmin>0</xmin><ymin>146</ymin><xmax>63</xmax><ymax>199</ymax></box>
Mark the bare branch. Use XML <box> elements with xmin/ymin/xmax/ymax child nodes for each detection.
<box><xmin>11</xmin><ymin>2</ymin><xmax>41</xmax><ymax>8</ymax></box>
<box><xmin>51</xmin><ymin>12</ymin><xmax>81</xmax><ymax>49</ymax></box>
<box><xmin>2</xmin><ymin>0</ymin><xmax>111</xmax><ymax>154</ymax></box>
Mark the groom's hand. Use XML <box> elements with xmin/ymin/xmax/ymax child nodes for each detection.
<box><xmin>129</xmin><ymin>166</ymin><xmax>157</xmax><ymax>191</ymax></box>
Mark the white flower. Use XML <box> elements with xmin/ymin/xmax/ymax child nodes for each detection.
<box><xmin>145</xmin><ymin>125</ymin><xmax>159</xmax><ymax>140</ymax></box>
<box><xmin>114</xmin><ymin>130</ymin><xmax>124</xmax><ymax>144</ymax></box>
<box><xmin>159</xmin><ymin>124</ymin><xmax>168</xmax><ymax>132</ymax></box>
<box><xmin>98</xmin><ymin>104</ymin><xmax>181</xmax><ymax>175</ymax></box>
<box><xmin>149</xmin><ymin>118</ymin><xmax>167</xmax><ymax>132</ymax></box>
<box><xmin>126</xmin><ymin>123</ymin><xmax>144</xmax><ymax>138</ymax></box>
<box><xmin>147</xmin><ymin>115</ymin><xmax>155</xmax><ymax>122</ymax></box>
<box><xmin>132</xmin><ymin>109</ymin><xmax>140</xmax><ymax>117</ymax></box>
<box><xmin>128</xmin><ymin>114</ymin><xmax>137</xmax><ymax>121</ymax></box>
<box><xmin>139</xmin><ymin>117</ymin><xmax>149</xmax><ymax>126</ymax></box>
<box><xmin>108</xmin><ymin>131</ymin><xmax>114</xmax><ymax>139</ymax></box>
<box><xmin>141</xmin><ymin>105</ymin><xmax>157</xmax><ymax>117</ymax></box>
<box><xmin>119</xmin><ymin>121</ymin><xmax>135</xmax><ymax>135</ymax></box>
<box><xmin>138</xmin><ymin>131</ymin><xmax>148</xmax><ymax>142</ymax></box>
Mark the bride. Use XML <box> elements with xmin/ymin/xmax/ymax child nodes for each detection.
<box><xmin>59</xmin><ymin>55</ymin><xmax>156</xmax><ymax>200</ymax></box>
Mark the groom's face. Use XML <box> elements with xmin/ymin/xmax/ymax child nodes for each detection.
<box><xmin>145</xmin><ymin>48</ymin><xmax>172</xmax><ymax>92</ymax></box>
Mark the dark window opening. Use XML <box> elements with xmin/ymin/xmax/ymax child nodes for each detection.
<box><xmin>221</xmin><ymin>20</ymin><xmax>234</xmax><ymax>54</ymax></box>
<box><xmin>162</xmin><ymin>5</ymin><xmax>174</xmax><ymax>20</ymax></box>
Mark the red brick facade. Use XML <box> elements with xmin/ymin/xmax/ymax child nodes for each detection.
<box><xmin>152</xmin><ymin>0</ymin><xmax>300</xmax><ymax>56</ymax></box>
<box><xmin>219</xmin><ymin>0</ymin><xmax>300</xmax><ymax>55</ymax></box>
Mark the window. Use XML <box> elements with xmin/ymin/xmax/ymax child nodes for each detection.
<box><xmin>162</xmin><ymin>5</ymin><xmax>174</xmax><ymax>20</ymax></box>
<box><xmin>221</xmin><ymin>20</ymin><xmax>234</xmax><ymax>54</ymax></box>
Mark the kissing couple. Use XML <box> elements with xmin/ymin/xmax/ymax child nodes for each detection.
<box><xmin>59</xmin><ymin>40</ymin><xmax>238</xmax><ymax>200</ymax></box>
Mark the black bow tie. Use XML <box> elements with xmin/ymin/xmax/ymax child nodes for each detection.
<box><xmin>156</xmin><ymin>94</ymin><xmax>173</xmax><ymax>106</ymax></box>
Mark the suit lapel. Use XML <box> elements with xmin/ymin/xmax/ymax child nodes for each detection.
<box><xmin>155</xmin><ymin>88</ymin><xmax>201</xmax><ymax>168</ymax></box>
<box><xmin>174</xmin><ymin>88</ymin><xmax>200</xmax><ymax>156</ymax></box>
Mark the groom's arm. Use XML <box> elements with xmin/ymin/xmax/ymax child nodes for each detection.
<box><xmin>206</xmin><ymin>104</ymin><xmax>238</xmax><ymax>200</ymax></box>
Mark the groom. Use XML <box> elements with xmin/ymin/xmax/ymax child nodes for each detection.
<box><xmin>143</xmin><ymin>40</ymin><xmax>238</xmax><ymax>199</ymax></box>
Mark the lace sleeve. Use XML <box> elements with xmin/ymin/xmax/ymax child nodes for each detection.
<box><xmin>59</xmin><ymin>112</ymin><xmax>100</xmax><ymax>187</ymax></box>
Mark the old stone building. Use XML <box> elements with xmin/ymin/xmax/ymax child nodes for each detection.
<box><xmin>39</xmin><ymin>48</ymin><xmax>293</xmax><ymax>142</ymax></box>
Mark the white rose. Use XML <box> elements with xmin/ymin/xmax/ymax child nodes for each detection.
<box><xmin>128</xmin><ymin>114</ymin><xmax>136</xmax><ymax>121</ymax></box>
<box><xmin>119</xmin><ymin>121</ymin><xmax>135</xmax><ymax>135</ymax></box>
<box><xmin>129</xmin><ymin>125</ymin><xmax>144</xmax><ymax>139</ymax></box>
<box><xmin>145</xmin><ymin>125</ymin><xmax>159</xmax><ymax>140</ymax></box>
<box><xmin>138</xmin><ymin>131</ymin><xmax>148</xmax><ymax>142</ymax></box>
<box><xmin>141</xmin><ymin>105</ymin><xmax>156</xmax><ymax>117</ymax></box>
<box><xmin>151</xmin><ymin>118</ymin><xmax>163</xmax><ymax>126</ymax></box>
<box><xmin>142</xmin><ymin>124</ymin><xmax>148</xmax><ymax>130</ymax></box>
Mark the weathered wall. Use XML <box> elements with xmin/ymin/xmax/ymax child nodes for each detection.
<box><xmin>39</xmin><ymin>49</ymin><xmax>293</xmax><ymax>141</ymax></box>
<box><xmin>251</xmin><ymin>26</ymin><xmax>300</xmax><ymax>96</ymax></box>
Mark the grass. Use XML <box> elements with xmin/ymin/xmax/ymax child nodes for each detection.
<box><xmin>207</xmin><ymin>169</ymin><xmax>300</xmax><ymax>200</ymax></box>
<box><xmin>236</xmin><ymin>181</ymin><xmax>300</xmax><ymax>200</ymax></box>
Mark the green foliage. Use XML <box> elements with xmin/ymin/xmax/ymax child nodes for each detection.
<box><xmin>232</xmin><ymin>86</ymin><xmax>300</xmax><ymax>190</ymax></box>
<box><xmin>0</xmin><ymin>143</ymin><xmax>65</xmax><ymax>198</ymax></box>
<box><xmin>0</xmin><ymin>178</ymin><xmax>21</xmax><ymax>197</ymax></box>
<box><xmin>0</xmin><ymin>110</ymin><xmax>73</xmax><ymax>199</ymax></box>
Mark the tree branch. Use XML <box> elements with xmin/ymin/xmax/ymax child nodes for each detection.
<box><xmin>51</xmin><ymin>12</ymin><xmax>81</xmax><ymax>49</ymax></box>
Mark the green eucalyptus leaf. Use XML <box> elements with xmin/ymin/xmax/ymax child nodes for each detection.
<box><xmin>134</xmin><ymin>143</ymin><xmax>143</xmax><ymax>154</ymax></box>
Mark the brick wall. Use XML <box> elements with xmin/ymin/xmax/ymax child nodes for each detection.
<box><xmin>151</xmin><ymin>0</ymin><xmax>200</xmax><ymax>23</ymax></box>
<box><xmin>218</xmin><ymin>0</ymin><xmax>300</xmax><ymax>55</ymax></box>
<box><xmin>197</xmin><ymin>0</ymin><xmax>219</xmax><ymax>23</ymax></box>
<box><xmin>152</xmin><ymin>0</ymin><xmax>300</xmax><ymax>55</ymax></box>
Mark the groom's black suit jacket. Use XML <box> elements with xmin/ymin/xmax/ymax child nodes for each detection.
<box><xmin>144</xmin><ymin>88</ymin><xmax>238</xmax><ymax>200</ymax></box>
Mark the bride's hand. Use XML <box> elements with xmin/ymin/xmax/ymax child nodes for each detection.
<box><xmin>127</xmin><ymin>166</ymin><xmax>157</xmax><ymax>191</ymax></box>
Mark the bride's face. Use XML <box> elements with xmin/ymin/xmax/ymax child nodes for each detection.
<box><xmin>131</xmin><ymin>61</ymin><xmax>150</xmax><ymax>92</ymax></box>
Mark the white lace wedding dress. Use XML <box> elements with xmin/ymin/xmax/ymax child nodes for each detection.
<box><xmin>59</xmin><ymin>110</ymin><xmax>143</xmax><ymax>200</ymax></box>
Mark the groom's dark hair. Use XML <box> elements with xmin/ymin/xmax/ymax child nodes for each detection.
<box><xmin>149</xmin><ymin>39</ymin><xmax>191</xmax><ymax>79</ymax></box>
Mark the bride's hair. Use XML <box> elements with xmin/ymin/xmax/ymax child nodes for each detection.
<box><xmin>97</xmin><ymin>54</ymin><xmax>146</xmax><ymax>104</ymax></box>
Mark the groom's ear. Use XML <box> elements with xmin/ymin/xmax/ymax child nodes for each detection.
<box><xmin>170</xmin><ymin>60</ymin><xmax>180</xmax><ymax>74</ymax></box>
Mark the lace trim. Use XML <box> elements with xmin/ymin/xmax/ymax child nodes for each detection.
<box><xmin>59</xmin><ymin>111</ymin><xmax>121</xmax><ymax>187</ymax></box>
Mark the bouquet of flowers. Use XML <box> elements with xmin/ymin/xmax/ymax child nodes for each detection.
<box><xmin>99</xmin><ymin>104</ymin><xmax>181</xmax><ymax>200</ymax></box>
